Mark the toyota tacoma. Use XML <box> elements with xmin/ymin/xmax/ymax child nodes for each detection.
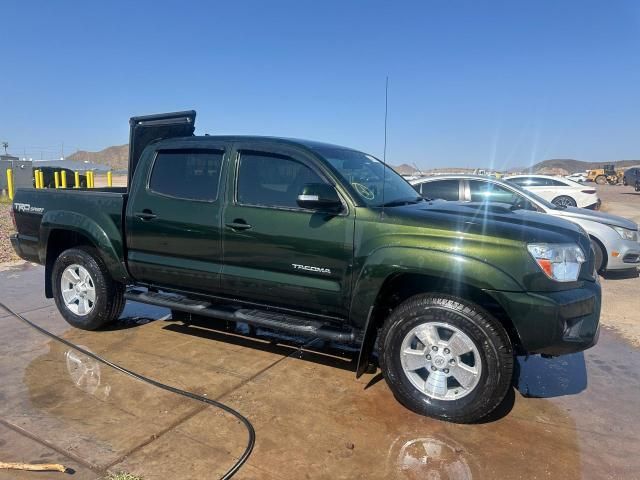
<box><xmin>10</xmin><ymin>111</ymin><xmax>601</xmax><ymax>423</ymax></box>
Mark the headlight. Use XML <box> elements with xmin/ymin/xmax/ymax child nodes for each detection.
<box><xmin>611</xmin><ymin>226</ymin><xmax>638</xmax><ymax>242</ymax></box>
<box><xmin>527</xmin><ymin>243</ymin><xmax>586</xmax><ymax>282</ymax></box>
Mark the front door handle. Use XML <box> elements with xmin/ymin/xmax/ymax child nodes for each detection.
<box><xmin>134</xmin><ymin>210</ymin><xmax>157</xmax><ymax>221</ymax></box>
<box><xmin>225</xmin><ymin>221</ymin><xmax>252</xmax><ymax>231</ymax></box>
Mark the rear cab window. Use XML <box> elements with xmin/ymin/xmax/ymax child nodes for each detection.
<box><xmin>149</xmin><ymin>149</ymin><xmax>224</xmax><ymax>201</ymax></box>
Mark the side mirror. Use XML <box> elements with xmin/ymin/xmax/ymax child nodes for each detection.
<box><xmin>297</xmin><ymin>183</ymin><xmax>343</xmax><ymax>211</ymax></box>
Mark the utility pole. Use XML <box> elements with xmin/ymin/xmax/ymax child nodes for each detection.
<box><xmin>61</xmin><ymin>142</ymin><xmax>64</xmax><ymax>160</ymax></box>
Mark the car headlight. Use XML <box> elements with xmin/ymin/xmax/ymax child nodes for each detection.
<box><xmin>611</xmin><ymin>226</ymin><xmax>638</xmax><ymax>242</ymax></box>
<box><xmin>527</xmin><ymin>243</ymin><xmax>586</xmax><ymax>282</ymax></box>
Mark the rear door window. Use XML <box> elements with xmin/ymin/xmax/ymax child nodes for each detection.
<box><xmin>419</xmin><ymin>179</ymin><xmax>460</xmax><ymax>200</ymax></box>
<box><xmin>469</xmin><ymin>180</ymin><xmax>521</xmax><ymax>204</ymax></box>
<box><xmin>149</xmin><ymin>149</ymin><xmax>224</xmax><ymax>201</ymax></box>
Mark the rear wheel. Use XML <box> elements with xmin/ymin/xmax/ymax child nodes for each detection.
<box><xmin>52</xmin><ymin>246</ymin><xmax>125</xmax><ymax>330</ymax></box>
<box><xmin>552</xmin><ymin>195</ymin><xmax>577</xmax><ymax>208</ymax></box>
<box><xmin>595</xmin><ymin>175</ymin><xmax>607</xmax><ymax>185</ymax></box>
<box><xmin>379</xmin><ymin>294</ymin><xmax>513</xmax><ymax>423</ymax></box>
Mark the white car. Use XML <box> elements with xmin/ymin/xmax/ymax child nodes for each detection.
<box><xmin>565</xmin><ymin>172</ymin><xmax>588</xmax><ymax>183</ymax></box>
<box><xmin>505</xmin><ymin>174</ymin><xmax>600</xmax><ymax>209</ymax></box>
<box><xmin>411</xmin><ymin>175</ymin><xmax>639</xmax><ymax>273</ymax></box>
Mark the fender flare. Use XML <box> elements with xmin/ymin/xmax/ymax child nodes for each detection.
<box><xmin>40</xmin><ymin>210</ymin><xmax>128</xmax><ymax>295</ymax></box>
<box><xmin>353</xmin><ymin>246</ymin><xmax>523</xmax><ymax>377</ymax></box>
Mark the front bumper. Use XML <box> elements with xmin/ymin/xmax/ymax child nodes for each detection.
<box><xmin>487</xmin><ymin>281</ymin><xmax>601</xmax><ymax>356</ymax></box>
<box><xmin>605</xmin><ymin>237</ymin><xmax>640</xmax><ymax>271</ymax></box>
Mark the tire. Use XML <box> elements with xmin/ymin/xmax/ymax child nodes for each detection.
<box><xmin>595</xmin><ymin>175</ymin><xmax>607</xmax><ymax>185</ymax></box>
<box><xmin>379</xmin><ymin>294</ymin><xmax>513</xmax><ymax>423</ymax></box>
<box><xmin>590</xmin><ymin>238</ymin><xmax>605</xmax><ymax>274</ymax></box>
<box><xmin>635</xmin><ymin>181</ymin><xmax>640</xmax><ymax>192</ymax></box>
<box><xmin>52</xmin><ymin>246</ymin><xmax>125</xmax><ymax>330</ymax></box>
<box><xmin>623</xmin><ymin>178</ymin><xmax>628</xmax><ymax>186</ymax></box>
<box><xmin>551</xmin><ymin>195</ymin><xmax>577</xmax><ymax>208</ymax></box>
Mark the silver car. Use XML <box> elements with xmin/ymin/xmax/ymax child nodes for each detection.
<box><xmin>411</xmin><ymin>175</ymin><xmax>640</xmax><ymax>273</ymax></box>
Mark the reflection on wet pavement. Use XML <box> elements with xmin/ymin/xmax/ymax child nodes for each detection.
<box><xmin>1</xmin><ymin>264</ymin><xmax>640</xmax><ymax>479</ymax></box>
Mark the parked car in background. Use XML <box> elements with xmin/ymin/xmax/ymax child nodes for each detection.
<box><xmin>623</xmin><ymin>166</ymin><xmax>640</xmax><ymax>188</ymax></box>
<box><xmin>505</xmin><ymin>174</ymin><xmax>600</xmax><ymax>209</ymax></box>
<box><xmin>412</xmin><ymin>175</ymin><xmax>640</xmax><ymax>274</ymax></box>
<box><xmin>566</xmin><ymin>172</ymin><xmax>588</xmax><ymax>183</ymax></box>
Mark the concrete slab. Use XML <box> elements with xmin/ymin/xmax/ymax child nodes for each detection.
<box><xmin>2</xmin><ymin>262</ymin><xmax>640</xmax><ymax>479</ymax></box>
<box><xmin>0</xmin><ymin>423</ymin><xmax>100</xmax><ymax>480</ymax></box>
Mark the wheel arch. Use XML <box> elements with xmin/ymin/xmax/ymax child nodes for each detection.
<box><xmin>355</xmin><ymin>271</ymin><xmax>523</xmax><ymax>378</ymax></box>
<box><xmin>41</xmin><ymin>211</ymin><xmax>128</xmax><ymax>298</ymax></box>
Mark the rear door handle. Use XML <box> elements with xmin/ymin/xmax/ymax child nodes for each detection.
<box><xmin>134</xmin><ymin>210</ymin><xmax>157</xmax><ymax>221</ymax></box>
<box><xmin>225</xmin><ymin>221</ymin><xmax>252</xmax><ymax>231</ymax></box>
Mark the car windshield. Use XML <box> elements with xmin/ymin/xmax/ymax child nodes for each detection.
<box><xmin>313</xmin><ymin>146</ymin><xmax>422</xmax><ymax>207</ymax></box>
<box><xmin>505</xmin><ymin>180</ymin><xmax>558</xmax><ymax>210</ymax></box>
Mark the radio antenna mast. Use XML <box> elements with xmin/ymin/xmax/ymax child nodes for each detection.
<box><xmin>381</xmin><ymin>76</ymin><xmax>389</xmax><ymax>219</ymax></box>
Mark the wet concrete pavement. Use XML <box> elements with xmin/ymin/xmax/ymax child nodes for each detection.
<box><xmin>1</xmin><ymin>263</ymin><xmax>639</xmax><ymax>479</ymax></box>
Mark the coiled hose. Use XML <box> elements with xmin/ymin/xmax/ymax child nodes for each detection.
<box><xmin>0</xmin><ymin>301</ymin><xmax>255</xmax><ymax>479</ymax></box>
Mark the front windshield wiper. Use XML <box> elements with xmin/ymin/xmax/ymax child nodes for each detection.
<box><xmin>377</xmin><ymin>197</ymin><xmax>425</xmax><ymax>207</ymax></box>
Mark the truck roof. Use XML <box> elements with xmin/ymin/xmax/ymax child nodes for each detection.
<box><xmin>157</xmin><ymin>135</ymin><xmax>361</xmax><ymax>153</ymax></box>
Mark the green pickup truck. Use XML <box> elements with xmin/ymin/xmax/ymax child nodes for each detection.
<box><xmin>10</xmin><ymin>111</ymin><xmax>601</xmax><ymax>423</ymax></box>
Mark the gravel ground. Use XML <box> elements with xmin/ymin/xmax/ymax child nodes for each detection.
<box><xmin>0</xmin><ymin>196</ymin><xmax>18</xmax><ymax>263</ymax></box>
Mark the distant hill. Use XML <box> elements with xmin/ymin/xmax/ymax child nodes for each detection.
<box><xmin>521</xmin><ymin>159</ymin><xmax>640</xmax><ymax>175</ymax></box>
<box><xmin>66</xmin><ymin>144</ymin><xmax>128</xmax><ymax>171</ymax></box>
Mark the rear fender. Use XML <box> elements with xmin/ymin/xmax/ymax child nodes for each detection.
<box><xmin>40</xmin><ymin>210</ymin><xmax>128</xmax><ymax>288</ymax></box>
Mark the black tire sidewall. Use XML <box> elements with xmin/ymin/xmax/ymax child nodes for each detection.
<box><xmin>52</xmin><ymin>247</ymin><xmax>116</xmax><ymax>330</ymax></box>
<box><xmin>590</xmin><ymin>238</ymin><xmax>605</xmax><ymax>273</ymax></box>
<box><xmin>380</xmin><ymin>296</ymin><xmax>512</xmax><ymax>423</ymax></box>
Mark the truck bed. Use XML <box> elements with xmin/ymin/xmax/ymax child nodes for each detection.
<box><xmin>11</xmin><ymin>187</ymin><xmax>127</xmax><ymax>265</ymax></box>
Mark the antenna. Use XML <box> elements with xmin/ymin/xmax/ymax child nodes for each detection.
<box><xmin>381</xmin><ymin>76</ymin><xmax>389</xmax><ymax>218</ymax></box>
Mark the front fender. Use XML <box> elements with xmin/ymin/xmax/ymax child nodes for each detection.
<box><xmin>351</xmin><ymin>246</ymin><xmax>523</xmax><ymax>377</ymax></box>
<box><xmin>350</xmin><ymin>246</ymin><xmax>524</xmax><ymax>329</ymax></box>
<box><xmin>40</xmin><ymin>210</ymin><xmax>128</xmax><ymax>283</ymax></box>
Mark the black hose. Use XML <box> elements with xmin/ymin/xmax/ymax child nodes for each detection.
<box><xmin>0</xmin><ymin>301</ymin><xmax>255</xmax><ymax>479</ymax></box>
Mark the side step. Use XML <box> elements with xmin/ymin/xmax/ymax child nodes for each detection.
<box><xmin>124</xmin><ymin>290</ymin><xmax>357</xmax><ymax>344</ymax></box>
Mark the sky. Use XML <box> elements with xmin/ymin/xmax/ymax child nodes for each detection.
<box><xmin>1</xmin><ymin>0</ymin><xmax>639</xmax><ymax>170</ymax></box>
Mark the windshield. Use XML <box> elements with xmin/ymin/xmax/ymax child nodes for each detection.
<box><xmin>313</xmin><ymin>146</ymin><xmax>422</xmax><ymax>207</ymax></box>
<box><xmin>505</xmin><ymin>180</ymin><xmax>558</xmax><ymax>210</ymax></box>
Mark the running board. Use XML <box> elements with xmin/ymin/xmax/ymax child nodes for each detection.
<box><xmin>124</xmin><ymin>290</ymin><xmax>357</xmax><ymax>344</ymax></box>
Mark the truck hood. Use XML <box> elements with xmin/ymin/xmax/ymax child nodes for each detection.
<box><xmin>384</xmin><ymin>200</ymin><xmax>588</xmax><ymax>246</ymax></box>
<box><xmin>552</xmin><ymin>206</ymin><xmax>638</xmax><ymax>230</ymax></box>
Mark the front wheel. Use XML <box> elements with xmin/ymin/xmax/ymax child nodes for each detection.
<box><xmin>379</xmin><ymin>294</ymin><xmax>513</xmax><ymax>423</ymax></box>
<box><xmin>52</xmin><ymin>246</ymin><xmax>125</xmax><ymax>330</ymax></box>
